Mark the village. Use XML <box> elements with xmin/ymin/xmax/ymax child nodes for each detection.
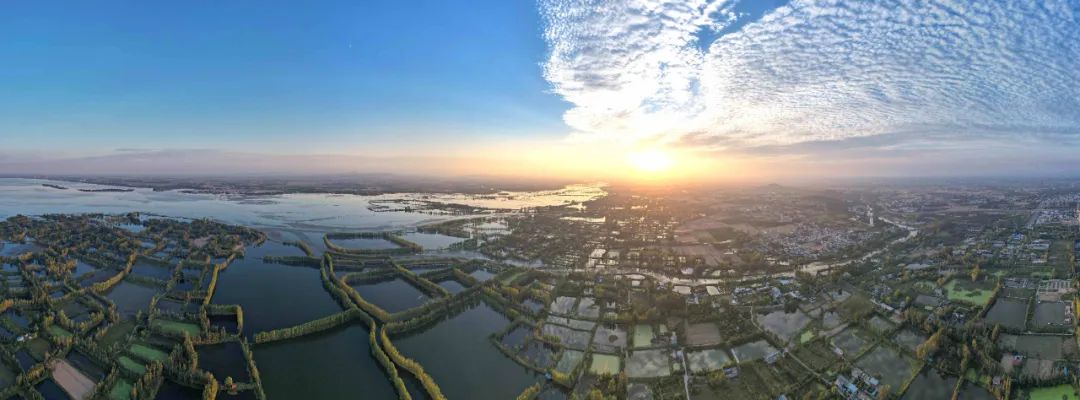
<box><xmin>2</xmin><ymin>180</ymin><xmax>1080</xmax><ymax>399</ymax></box>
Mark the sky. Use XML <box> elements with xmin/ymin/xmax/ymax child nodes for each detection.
<box><xmin>1</xmin><ymin>0</ymin><xmax>1079</xmax><ymax>183</ymax></box>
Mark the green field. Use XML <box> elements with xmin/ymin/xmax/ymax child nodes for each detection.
<box><xmin>499</xmin><ymin>270</ymin><xmax>527</xmax><ymax>285</ymax></box>
<box><xmin>589</xmin><ymin>354</ymin><xmax>621</xmax><ymax>375</ymax></box>
<box><xmin>1029</xmin><ymin>384</ymin><xmax>1079</xmax><ymax>400</ymax></box>
<box><xmin>27</xmin><ymin>338</ymin><xmax>51</xmax><ymax>359</ymax></box>
<box><xmin>944</xmin><ymin>279</ymin><xmax>994</xmax><ymax>306</ymax></box>
<box><xmin>1031</xmin><ymin>270</ymin><xmax>1054</xmax><ymax>279</ymax></box>
<box><xmin>632</xmin><ymin>324</ymin><xmax>654</xmax><ymax>348</ymax></box>
<box><xmin>108</xmin><ymin>379</ymin><xmax>133</xmax><ymax>400</ymax></box>
<box><xmin>48</xmin><ymin>325</ymin><xmax>73</xmax><ymax>338</ymax></box>
<box><xmin>118</xmin><ymin>356</ymin><xmax>147</xmax><ymax>374</ymax></box>
<box><xmin>100</xmin><ymin>320</ymin><xmax>136</xmax><ymax>346</ymax></box>
<box><xmin>130</xmin><ymin>343</ymin><xmax>169</xmax><ymax>361</ymax></box>
<box><xmin>912</xmin><ymin>280</ymin><xmax>936</xmax><ymax>292</ymax></box>
<box><xmin>152</xmin><ymin>319</ymin><xmax>200</xmax><ymax>336</ymax></box>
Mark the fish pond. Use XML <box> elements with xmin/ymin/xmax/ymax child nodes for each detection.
<box><xmin>349</xmin><ymin>277</ymin><xmax>432</xmax><ymax>313</ymax></box>
<box><xmin>212</xmin><ymin>242</ymin><xmax>343</xmax><ymax>338</ymax></box>
<box><xmin>394</xmin><ymin>302</ymin><xmax>540</xmax><ymax>399</ymax></box>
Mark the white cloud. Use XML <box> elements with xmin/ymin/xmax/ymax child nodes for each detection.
<box><xmin>540</xmin><ymin>0</ymin><xmax>1080</xmax><ymax>150</ymax></box>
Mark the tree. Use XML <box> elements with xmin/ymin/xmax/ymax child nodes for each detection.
<box><xmin>202</xmin><ymin>374</ymin><xmax>218</xmax><ymax>400</ymax></box>
<box><xmin>971</xmin><ymin>264</ymin><xmax>981</xmax><ymax>282</ymax></box>
<box><xmin>960</xmin><ymin>344</ymin><xmax>972</xmax><ymax>373</ymax></box>
<box><xmin>878</xmin><ymin>385</ymin><xmax>891</xmax><ymax>400</ymax></box>
<box><xmin>587</xmin><ymin>389</ymin><xmax>605</xmax><ymax>400</ymax></box>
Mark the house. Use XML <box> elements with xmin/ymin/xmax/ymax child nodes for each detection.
<box><xmin>723</xmin><ymin>367</ymin><xmax>739</xmax><ymax>379</ymax></box>
<box><xmin>835</xmin><ymin>376</ymin><xmax>858</xmax><ymax>397</ymax></box>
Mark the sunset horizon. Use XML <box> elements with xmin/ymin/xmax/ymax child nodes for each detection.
<box><xmin>3</xmin><ymin>1</ymin><xmax>1079</xmax><ymax>184</ymax></box>
<box><xmin>3</xmin><ymin>2</ymin><xmax>1080</xmax><ymax>399</ymax></box>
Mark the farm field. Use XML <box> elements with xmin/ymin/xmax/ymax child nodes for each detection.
<box><xmin>985</xmin><ymin>299</ymin><xmax>1028</xmax><ymax>330</ymax></box>
<box><xmin>854</xmin><ymin>345</ymin><xmax>918</xmax><ymax>389</ymax></box>
<box><xmin>945</xmin><ymin>279</ymin><xmax>996</xmax><ymax>306</ymax></box>
<box><xmin>589</xmin><ymin>354</ymin><xmax>621</xmax><ymax>376</ymax></box>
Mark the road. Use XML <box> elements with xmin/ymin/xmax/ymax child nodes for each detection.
<box><xmin>681</xmin><ymin>349</ymin><xmax>691</xmax><ymax>400</ymax></box>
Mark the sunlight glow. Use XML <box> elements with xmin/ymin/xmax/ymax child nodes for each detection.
<box><xmin>627</xmin><ymin>149</ymin><xmax>673</xmax><ymax>173</ymax></box>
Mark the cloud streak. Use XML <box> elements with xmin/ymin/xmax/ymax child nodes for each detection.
<box><xmin>540</xmin><ymin>0</ymin><xmax>1080</xmax><ymax>150</ymax></box>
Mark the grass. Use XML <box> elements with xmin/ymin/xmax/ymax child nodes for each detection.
<box><xmin>912</xmin><ymin>280</ymin><xmax>936</xmax><ymax>292</ymax></box>
<box><xmin>129</xmin><ymin>344</ymin><xmax>168</xmax><ymax>361</ymax></box>
<box><xmin>965</xmin><ymin>368</ymin><xmax>992</xmax><ymax>387</ymax></box>
<box><xmin>1031</xmin><ymin>270</ymin><xmax>1055</xmax><ymax>279</ymax></box>
<box><xmin>1049</xmin><ymin>240</ymin><xmax>1075</xmax><ymax>271</ymax></box>
<box><xmin>1029</xmin><ymin>384</ymin><xmax>1079</xmax><ymax>400</ymax></box>
<box><xmin>108</xmin><ymin>379</ymin><xmax>133</xmax><ymax>400</ymax></box>
<box><xmin>799</xmin><ymin>330</ymin><xmax>816</xmax><ymax>344</ymax></box>
<box><xmin>944</xmin><ymin>279</ymin><xmax>994</xmax><ymax>306</ymax></box>
<box><xmin>27</xmin><ymin>338</ymin><xmax>51</xmax><ymax>359</ymax></box>
<box><xmin>837</xmin><ymin>294</ymin><xmax>875</xmax><ymax>319</ymax></box>
<box><xmin>100</xmin><ymin>320</ymin><xmax>135</xmax><ymax>346</ymax></box>
<box><xmin>499</xmin><ymin>270</ymin><xmax>527</xmax><ymax>286</ymax></box>
<box><xmin>151</xmin><ymin>319</ymin><xmax>200</xmax><ymax>336</ymax></box>
<box><xmin>48</xmin><ymin>325</ymin><xmax>73</xmax><ymax>338</ymax></box>
<box><xmin>633</xmin><ymin>324</ymin><xmax>654</xmax><ymax>348</ymax></box>
<box><xmin>589</xmin><ymin>354</ymin><xmax>621</xmax><ymax>376</ymax></box>
<box><xmin>118</xmin><ymin>356</ymin><xmax>146</xmax><ymax>374</ymax></box>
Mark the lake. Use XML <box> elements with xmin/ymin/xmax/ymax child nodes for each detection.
<box><xmin>255</xmin><ymin>324</ymin><xmax>397</xmax><ymax>399</ymax></box>
<box><xmin>0</xmin><ymin>178</ymin><xmax>602</xmax><ymax>234</ymax></box>
<box><xmin>350</xmin><ymin>278</ymin><xmax>432</xmax><ymax>313</ymax></box>
<box><xmin>0</xmin><ymin>178</ymin><xmax>604</xmax><ymax>399</ymax></box>
<box><xmin>394</xmin><ymin>302</ymin><xmax>540</xmax><ymax>399</ymax></box>
<box><xmin>212</xmin><ymin>242</ymin><xmax>343</xmax><ymax>339</ymax></box>
<box><xmin>103</xmin><ymin>280</ymin><xmax>159</xmax><ymax>317</ymax></box>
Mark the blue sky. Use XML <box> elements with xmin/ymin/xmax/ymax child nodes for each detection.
<box><xmin>2</xmin><ymin>0</ymin><xmax>1080</xmax><ymax>180</ymax></box>
<box><xmin>0</xmin><ymin>1</ymin><xmax>568</xmax><ymax>155</ymax></box>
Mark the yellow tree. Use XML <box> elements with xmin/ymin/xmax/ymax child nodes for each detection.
<box><xmin>878</xmin><ymin>385</ymin><xmax>891</xmax><ymax>400</ymax></box>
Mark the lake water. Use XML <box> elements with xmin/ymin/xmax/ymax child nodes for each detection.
<box><xmin>35</xmin><ymin>379</ymin><xmax>69</xmax><ymax>400</ymax></box>
<box><xmin>436</xmin><ymin>279</ymin><xmax>468</xmax><ymax>294</ymax></box>
<box><xmin>0</xmin><ymin>178</ymin><xmax>604</xmax><ymax>399</ymax></box>
<box><xmin>197</xmin><ymin>342</ymin><xmax>250</xmax><ymax>382</ymax></box>
<box><xmin>330</xmin><ymin>237</ymin><xmax>401</xmax><ymax>250</ymax></box>
<box><xmin>155</xmin><ymin>380</ymin><xmax>203</xmax><ymax>399</ymax></box>
<box><xmin>350</xmin><ymin>278</ymin><xmax>431</xmax><ymax>313</ymax></box>
<box><xmin>0</xmin><ymin>362</ymin><xmax>14</xmax><ymax>389</ymax></box>
<box><xmin>71</xmin><ymin>260</ymin><xmax>96</xmax><ymax>277</ymax></box>
<box><xmin>394</xmin><ymin>302</ymin><xmax>540</xmax><ymax>399</ymax></box>
<box><xmin>255</xmin><ymin>324</ymin><xmax>397</xmax><ymax>399</ymax></box>
<box><xmin>212</xmin><ymin>242</ymin><xmax>343</xmax><ymax>339</ymax></box>
<box><xmin>0</xmin><ymin>178</ymin><xmax>603</xmax><ymax>234</ymax></box>
<box><xmin>401</xmin><ymin>232</ymin><xmax>464</xmax><ymax>250</ymax></box>
<box><xmin>104</xmin><ymin>280</ymin><xmax>159</xmax><ymax>317</ymax></box>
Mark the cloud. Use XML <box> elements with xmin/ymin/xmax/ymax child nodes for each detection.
<box><xmin>539</xmin><ymin>0</ymin><xmax>1080</xmax><ymax>150</ymax></box>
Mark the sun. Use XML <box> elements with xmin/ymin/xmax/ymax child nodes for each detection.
<box><xmin>627</xmin><ymin>149</ymin><xmax>673</xmax><ymax>173</ymax></box>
